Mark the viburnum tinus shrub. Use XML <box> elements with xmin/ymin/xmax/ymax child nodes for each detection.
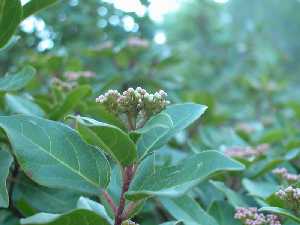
<box><xmin>0</xmin><ymin>87</ymin><xmax>245</xmax><ymax>225</ymax></box>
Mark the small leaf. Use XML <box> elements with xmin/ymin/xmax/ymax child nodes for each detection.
<box><xmin>0</xmin><ymin>115</ymin><xmax>110</xmax><ymax>194</ymax></box>
<box><xmin>71</xmin><ymin>116</ymin><xmax>137</xmax><ymax>166</ymax></box>
<box><xmin>0</xmin><ymin>150</ymin><xmax>13</xmax><ymax>208</ymax></box>
<box><xmin>260</xmin><ymin>207</ymin><xmax>300</xmax><ymax>223</ymax></box>
<box><xmin>137</xmin><ymin>103</ymin><xmax>207</xmax><ymax>159</ymax></box>
<box><xmin>160</xmin><ymin>195</ymin><xmax>218</xmax><ymax>225</ymax></box>
<box><xmin>5</xmin><ymin>94</ymin><xmax>45</xmax><ymax>117</ymax></box>
<box><xmin>0</xmin><ymin>66</ymin><xmax>36</xmax><ymax>92</ymax></box>
<box><xmin>49</xmin><ymin>85</ymin><xmax>91</xmax><ymax>120</ymax></box>
<box><xmin>210</xmin><ymin>181</ymin><xmax>248</xmax><ymax>208</ymax></box>
<box><xmin>22</xmin><ymin>0</ymin><xmax>60</xmax><ymax>20</ymax></box>
<box><xmin>0</xmin><ymin>0</ymin><xmax>22</xmax><ymax>48</ymax></box>
<box><xmin>126</xmin><ymin>151</ymin><xmax>244</xmax><ymax>200</ymax></box>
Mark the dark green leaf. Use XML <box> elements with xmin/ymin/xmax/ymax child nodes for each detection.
<box><xmin>71</xmin><ymin>116</ymin><xmax>137</xmax><ymax>166</ymax></box>
<box><xmin>0</xmin><ymin>0</ymin><xmax>22</xmax><ymax>48</ymax></box>
<box><xmin>13</xmin><ymin>175</ymin><xmax>80</xmax><ymax>213</ymax></box>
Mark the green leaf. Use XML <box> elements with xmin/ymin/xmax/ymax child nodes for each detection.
<box><xmin>5</xmin><ymin>94</ymin><xmax>45</xmax><ymax>117</ymax></box>
<box><xmin>0</xmin><ymin>150</ymin><xmax>13</xmax><ymax>208</ymax></box>
<box><xmin>260</xmin><ymin>207</ymin><xmax>300</xmax><ymax>223</ymax></box>
<box><xmin>13</xmin><ymin>175</ymin><xmax>80</xmax><ymax>213</ymax></box>
<box><xmin>0</xmin><ymin>66</ymin><xmax>36</xmax><ymax>92</ymax></box>
<box><xmin>137</xmin><ymin>103</ymin><xmax>207</xmax><ymax>159</ymax></box>
<box><xmin>21</xmin><ymin>209</ymin><xmax>112</xmax><ymax>225</ymax></box>
<box><xmin>0</xmin><ymin>0</ymin><xmax>22</xmax><ymax>48</ymax></box>
<box><xmin>71</xmin><ymin>116</ymin><xmax>137</xmax><ymax>166</ymax></box>
<box><xmin>49</xmin><ymin>85</ymin><xmax>91</xmax><ymax>120</ymax></box>
<box><xmin>76</xmin><ymin>197</ymin><xmax>113</xmax><ymax>225</ymax></box>
<box><xmin>210</xmin><ymin>181</ymin><xmax>248</xmax><ymax>208</ymax></box>
<box><xmin>0</xmin><ymin>209</ymin><xmax>20</xmax><ymax>225</ymax></box>
<box><xmin>22</xmin><ymin>0</ymin><xmax>60</xmax><ymax>20</ymax></box>
<box><xmin>0</xmin><ymin>115</ymin><xmax>110</xmax><ymax>194</ymax></box>
<box><xmin>208</xmin><ymin>201</ymin><xmax>242</xmax><ymax>225</ymax></box>
<box><xmin>160</xmin><ymin>195</ymin><xmax>218</xmax><ymax>225</ymax></box>
<box><xmin>126</xmin><ymin>151</ymin><xmax>244</xmax><ymax>200</ymax></box>
<box><xmin>242</xmin><ymin>178</ymin><xmax>278</xmax><ymax>199</ymax></box>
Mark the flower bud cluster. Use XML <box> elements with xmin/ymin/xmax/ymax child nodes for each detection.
<box><xmin>273</xmin><ymin>168</ymin><xmax>300</xmax><ymax>183</ymax></box>
<box><xmin>234</xmin><ymin>207</ymin><xmax>281</xmax><ymax>225</ymax></box>
<box><xmin>224</xmin><ymin>144</ymin><xmax>269</xmax><ymax>158</ymax></box>
<box><xmin>96</xmin><ymin>87</ymin><xmax>170</xmax><ymax>129</ymax></box>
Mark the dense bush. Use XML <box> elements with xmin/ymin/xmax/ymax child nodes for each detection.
<box><xmin>1</xmin><ymin>0</ymin><xmax>300</xmax><ymax>225</ymax></box>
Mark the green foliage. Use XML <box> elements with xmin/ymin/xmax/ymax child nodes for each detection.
<box><xmin>0</xmin><ymin>149</ymin><xmax>13</xmax><ymax>208</ymax></box>
<box><xmin>1</xmin><ymin>0</ymin><xmax>300</xmax><ymax>224</ymax></box>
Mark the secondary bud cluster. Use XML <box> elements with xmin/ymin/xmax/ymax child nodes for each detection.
<box><xmin>64</xmin><ymin>71</ymin><xmax>96</xmax><ymax>81</ymax></box>
<box><xmin>276</xmin><ymin>186</ymin><xmax>300</xmax><ymax>202</ymax></box>
<box><xmin>234</xmin><ymin>207</ymin><xmax>281</xmax><ymax>225</ymax></box>
<box><xmin>224</xmin><ymin>144</ymin><xmax>269</xmax><ymax>158</ymax></box>
<box><xmin>96</xmin><ymin>87</ymin><xmax>170</xmax><ymax>129</ymax></box>
<box><xmin>273</xmin><ymin>168</ymin><xmax>300</xmax><ymax>183</ymax></box>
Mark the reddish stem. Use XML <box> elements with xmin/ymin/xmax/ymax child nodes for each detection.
<box><xmin>114</xmin><ymin>165</ymin><xmax>135</xmax><ymax>225</ymax></box>
<box><xmin>103</xmin><ymin>191</ymin><xmax>117</xmax><ymax>215</ymax></box>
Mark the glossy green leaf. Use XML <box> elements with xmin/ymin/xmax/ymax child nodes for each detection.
<box><xmin>22</xmin><ymin>0</ymin><xmax>60</xmax><ymax>20</ymax></box>
<box><xmin>49</xmin><ymin>85</ymin><xmax>91</xmax><ymax>120</ymax></box>
<box><xmin>137</xmin><ymin>103</ymin><xmax>207</xmax><ymax>158</ymax></box>
<box><xmin>5</xmin><ymin>94</ymin><xmax>45</xmax><ymax>117</ymax></box>
<box><xmin>0</xmin><ymin>115</ymin><xmax>110</xmax><ymax>194</ymax></box>
<box><xmin>160</xmin><ymin>195</ymin><xmax>218</xmax><ymax>225</ymax></box>
<box><xmin>208</xmin><ymin>201</ymin><xmax>242</xmax><ymax>225</ymax></box>
<box><xmin>126</xmin><ymin>151</ymin><xmax>244</xmax><ymax>200</ymax></box>
<box><xmin>71</xmin><ymin>116</ymin><xmax>137</xmax><ymax>166</ymax></box>
<box><xmin>260</xmin><ymin>207</ymin><xmax>300</xmax><ymax>223</ymax></box>
<box><xmin>0</xmin><ymin>66</ymin><xmax>36</xmax><ymax>92</ymax></box>
<box><xmin>0</xmin><ymin>0</ymin><xmax>22</xmax><ymax>48</ymax></box>
<box><xmin>0</xmin><ymin>150</ymin><xmax>13</xmax><ymax>208</ymax></box>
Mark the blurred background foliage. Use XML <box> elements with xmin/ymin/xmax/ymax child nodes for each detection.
<box><xmin>1</xmin><ymin>0</ymin><xmax>300</xmax><ymax>224</ymax></box>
